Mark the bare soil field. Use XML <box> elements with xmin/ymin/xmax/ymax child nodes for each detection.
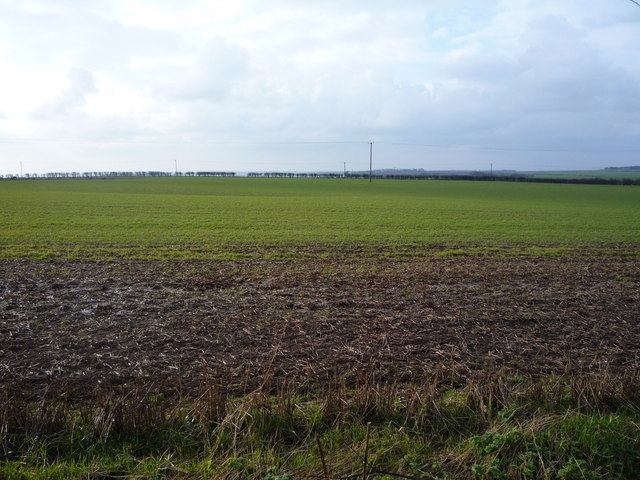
<box><xmin>1</xmin><ymin>252</ymin><xmax>639</xmax><ymax>397</ymax></box>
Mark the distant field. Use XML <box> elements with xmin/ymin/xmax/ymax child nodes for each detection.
<box><xmin>1</xmin><ymin>177</ymin><xmax>639</xmax><ymax>258</ymax></box>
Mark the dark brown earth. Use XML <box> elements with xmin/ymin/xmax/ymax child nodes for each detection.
<box><xmin>1</xmin><ymin>253</ymin><xmax>639</xmax><ymax>397</ymax></box>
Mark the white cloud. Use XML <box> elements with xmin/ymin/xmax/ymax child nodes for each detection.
<box><xmin>1</xmin><ymin>0</ymin><xmax>640</xmax><ymax>173</ymax></box>
<box><xmin>32</xmin><ymin>68</ymin><xmax>97</xmax><ymax>120</ymax></box>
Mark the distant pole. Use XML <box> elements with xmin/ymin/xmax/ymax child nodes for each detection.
<box><xmin>343</xmin><ymin>162</ymin><xmax>346</xmax><ymax>177</ymax></box>
<box><xmin>19</xmin><ymin>162</ymin><xmax>23</xmax><ymax>177</ymax></box>
<box><xmin>369</xmin><ymin>141</ymin><xmax>373</xmax><ymax>183</ymax></box>
<box><xmin>490</xmin><ymin>163</ymin><xmax>493</xmax><ymax>178</ymax></box>
<box><xmin>174</xmin><ymin>159</ymin><xmax>178</xmax><ymax>176</ymax></box>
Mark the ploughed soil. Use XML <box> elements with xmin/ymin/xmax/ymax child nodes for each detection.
<box><xmin>1</xmin><ymin>252</ymin><xmax>639</xmax><ymax>397</ymax></box>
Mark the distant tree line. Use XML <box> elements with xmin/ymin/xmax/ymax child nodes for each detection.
<box><xmin>411</xmin><ymin>174</ymin><xmax>640</xmax><ymax>185</ymax></box>
<box><xmin>186</xmin><ymin>171</ymin><xmax>236</xmax><ymax>177</ymax></box>
<box><xmin>249</xmin><ymin>172</ymin><xmax>640</xmax><ymax>185</ymax></box>
<box><xmin>2</xmin><ymin>171</ymin><xmax>236</xmax><ymax>179</ymax></box>
<box><xmin>247</xmin><ymin>172</ymin><xmax>344</xmax><ymax>178</ymax></box>
<box><xmin>2</xmin><ymin>170</ymin><xmax>638</xmax><ymax>185</ymax></box>
<box><xmin>604</xmin><ymin>166</ymin><xmax>640</xmax><ymax>171</ymax></box>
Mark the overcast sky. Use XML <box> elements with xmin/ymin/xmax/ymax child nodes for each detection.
<box><xmin>1</xmin><ymin>0</ymin><xmax>639</xmax><ymax>175</ymax></box>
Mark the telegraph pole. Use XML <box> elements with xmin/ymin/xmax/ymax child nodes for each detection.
<box><xmin>174</xmin><ymin>159</ymin><xmax>178</xmax><ymax>176</ymax></box>
<box><xmin>490</xmin><ymin>163</ymin><xmax>493</xmax><ymax>178</ymax></box>
<box><xmin>343</xmin><ymin>162</ymin><xmax>346</xmax><ymax>177</ymax></box>
<box><xmin>369</xmin><ymin>141</ymin><xmax>373</xmax><ymax>183</ymax></box>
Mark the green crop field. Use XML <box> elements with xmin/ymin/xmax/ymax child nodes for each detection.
<box><xmin>1</xmin><ymin>176</ymin><xmax>639</xmax><ymax>258</ymax></box>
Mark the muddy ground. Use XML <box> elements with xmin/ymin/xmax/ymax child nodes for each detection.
<box><xmin>1</xmin><ymin>253</ymin><xmax>639</xmax><ymax>397</ymax></box>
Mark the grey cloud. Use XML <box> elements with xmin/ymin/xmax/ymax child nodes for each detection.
<box><xmin>163</xmin><ymin>38</ymin><xmax>250</xmax><ymax>102</ymax></box>
<box><xmin>32</xmin><ymin>68</ymin><xmax>97</xmax><ymax>120</ymax></box>
<box><xmin>511</xmin><ymin>16</ymin><xmax>640</xmax><ymax>127</ymax></box>
<box><xmin>169</xmin><ymin>4</ymin><xmax>640</xmax><ymax>154</ymax></box>
<box><xmin>444</xmin><ymin>53</ymin><xmax>522</xmax><ymax>84</ymax></box>
<box><xmin>76</xmin><ymin>115</ymin><xmax>159</xmax><ymax>142</ymax></box>
<box><xmin>410</xmin><ymin>11</ymin><xmax>640</xmax><ymax>150</ymax></box>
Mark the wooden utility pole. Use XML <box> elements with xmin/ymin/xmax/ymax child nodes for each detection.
<box><xmin>369</xmin><ymin>141</ymin><xmax>373</xmax><ymax>183</ymax></box>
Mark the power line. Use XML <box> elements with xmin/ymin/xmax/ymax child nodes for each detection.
<box><xmin>627</xmin><ymin>0</ymin><xmax>640</xmax><ymax>7</ymax></box>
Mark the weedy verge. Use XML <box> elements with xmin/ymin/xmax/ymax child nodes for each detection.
<box><xmin>1</xmin><ymin>369</ymin><xmax>639</xmax><ymax>479</ymax></box>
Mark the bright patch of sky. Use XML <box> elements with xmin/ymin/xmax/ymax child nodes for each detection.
<box><xmin>1</xmin><ymin>0</ymin><xmax>639</xmax><ymax>174</ymax></box>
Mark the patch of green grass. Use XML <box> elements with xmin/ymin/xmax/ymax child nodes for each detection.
<box><xmin>466</xmin><ymin>414</ymin><xmax>640</xmax><ymax>479</ymax></box>
<box><xmin>1</xmin><ymin>178</ymin><xmax>639</xmax><ymax>259</ymax></box>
